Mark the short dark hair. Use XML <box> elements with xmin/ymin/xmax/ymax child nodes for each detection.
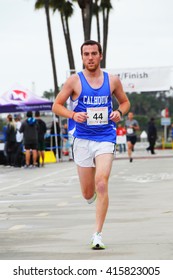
<box><xmin>26</xmin><ymin>111</ymin><xmax>33</xmax><ymax>118</ymax></box>
<box><xmin>35</xmin><ymin>111</ymin><xmax>40</xmax><ymax>117</ymax></box>
<box><xmin>7</xmin><ymin>114</ymin><xmax>13</xmax><ymax>122</ymax></box>
<box><xmin>80</xmin><ymin>40</ymin><xmax>102</xmax><ymax>55</ymax></box>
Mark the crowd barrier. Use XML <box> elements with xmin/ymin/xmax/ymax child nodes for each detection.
<box><xmin>0</xmin><ymin>133</ymin><xmax>72</xmax><ymax>164</ymax></box>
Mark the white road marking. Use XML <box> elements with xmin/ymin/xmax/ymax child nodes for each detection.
<box><xmin>72</xmin><ymin>195</ymin><xmax>81</xmax><ymax>199</ymax></box>
<box><xmin>111</xmin><ymin>172</ymin><xmax>173</xmax><ymax>183</ymax></box>
<box><xmin>0</xmin><ymin>167</ymin><xmax>75</xmax><ymax>191</ymax></box>
<box><xmin>9</xmin><ymin>225</ymin><xmax>27</xmax><ymax>231</ymax></box>
<box><xmin>56</xmin><ymin>202</ymin><xmax>69</xmax><ymax>207</ymax></box>
<box><xmin>35</xmin><ymin>212</ymin><xmax>49</xmax><ymax>217</ymax></box>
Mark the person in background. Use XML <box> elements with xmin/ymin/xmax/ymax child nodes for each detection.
<box><xmin>35</xmin><ymin>111</ymin><xmax>47</xmax><ymax>167</ymax></box>
<box><xmin>52</xmin><ymin>40</ymin><xmax>130</xmax><ymax>249</ymax></box>
<box><xmin>2</xmin><ymin>124</ymin><xmax>8</xmax><ymax>165</ymax></box>
<box><xmin>20</xmin><ymin>111</ymin><xmax>38</xmax><ymax>168</ymax></box>
<box><xmin>146</xmin><ymin>117</ymin><xmax>157</xmax><ymax>154</ymax></box>
<box><xmin>171</xmin><ymin>123</ymin><xmax>173</xmax><ymax>148</ymax></box>
<box><xmin>14</xmin><ymin>114</ymin><xmax>24</xmax><ymax>167</ymax></box>
<box><xmin>5</xmin><ymin>114</ymin><xmax>16</xmax><ymax>166</ymax></box>
<box><xmin>116</xmin><ymin>123</ymin><xmax>127</xmax><ymax>153</ymax></box>
<box><xmin>62</xmin><ymin>123</ymin><xmax>69</xmax><ymax>156</ymax></box>
<box><xmin>125</xmin><ymin>112</ymin><xmax>140</xmax><ymax>162</ymax></box>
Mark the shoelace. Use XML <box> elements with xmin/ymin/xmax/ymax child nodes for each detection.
<box><xmin>92</xmin><ymin>232</ymin><xmax>102</xmax><ymax>242</ymax></box>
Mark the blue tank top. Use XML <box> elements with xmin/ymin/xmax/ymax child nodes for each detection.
<box><xmin>71</xmin><ymin>71</ymin><xmax>116</xmax><ymax>143</ymax></box>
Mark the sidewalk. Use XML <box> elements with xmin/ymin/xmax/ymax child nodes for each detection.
<box><xmin>115</xmin><ymin>142</ymin><xmax>173</xmax><ymax>161</ymax></box>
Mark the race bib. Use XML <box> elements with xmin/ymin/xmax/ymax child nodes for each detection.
<box><xmin>87</xmin><ymin>107</ymin><xmax>108</xmax><ymax>125</ymax></box>
<box><xmin>127</xmin><ymin>128</ymin><xmax>134</xmax><ymax>134</ymax></box>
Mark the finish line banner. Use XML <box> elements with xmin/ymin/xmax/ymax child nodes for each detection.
<box><xmin>106</xmin><ymin>66</ymin><xmax>172</xmax><ymax>92</ymax></box>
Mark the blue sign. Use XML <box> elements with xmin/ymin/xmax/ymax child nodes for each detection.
<box><xmin>161</xmin><ymin>117</ymin><xmax>171</xmax><ymax>126</ymax></box>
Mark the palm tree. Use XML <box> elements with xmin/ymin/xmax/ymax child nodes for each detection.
<box><xmin>76</xmin><ymin>0</ymin><xmax>93</xmax><ymax>41</ymax></box>
<box><xmin>50</xmin><ymin>0</ymin><xmax>75</xmax><ymax>72</ymax></box>
<box><xmin>93</xmin><ymin>0</ymin><xmax>101</xmax><ymax>42</ymax></box>
<box><xmin>100</xmin><ymin>0</ymin><xmax>112</xmax><ymax>68</ymax></box>
<box><xmin>35</xmin><ymin>0</ymin><xmax>59</xmax><ymax>97</ymax></box>
<box><xmin>34</xmin><ymin>0</ymin><xmax>113</xmax><ymax>87</ymax></box>
<box><xmin>75</xmin><ymin>0</ymin><xmax>112</xmax><ymax>68</ymax></box>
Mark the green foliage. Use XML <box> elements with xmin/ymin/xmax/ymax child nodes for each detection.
<box><xmin>100</xmin><ymin>0</ymin><xmax>112</xmax><ymax>9</ymax></box>
<box><xmin>127</xmin><ymin>91</ymin><xmax>173</xmax><ymax>118</ymax></box>
<box><xmin>134</xmin><ymin>115</ymin><xmax>148</xmax><ymax>131</ymax></box>
<box><xmin>113</xmin><ymin>91</ymin><xmax>173</xmax><ymax>139</ymax></box>
<box><xmin>42</xmin><ymin>89</ymin><xmax>55</xmax><ymax>101</ymax></box>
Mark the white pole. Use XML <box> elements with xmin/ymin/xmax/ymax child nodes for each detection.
<box><xmin>164</xmin><ymin>125</ymin><xmax>167</xmax><ymax>142</ymax></box>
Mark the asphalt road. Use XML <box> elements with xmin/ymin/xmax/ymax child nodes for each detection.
<box><xmin>0</xmin><ymin>148</ymin><xmax>173</xmax><ymax>260</ymax></box>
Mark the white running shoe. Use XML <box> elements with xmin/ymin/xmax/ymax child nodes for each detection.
<box><xmin>91</xmin><ymin>232</ymin><xmax>105</xmax><ymax>249</ymax></box>
<box><xmin>87</xmin><ymin>192</ymin><xmax>97</xmax><ymax>204</ymax></box>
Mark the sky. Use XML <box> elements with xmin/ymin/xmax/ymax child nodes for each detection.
<box><xmin>0</xmin><ymin>0</ymin><xmax>173</xmax><ymax>97</ymax></box>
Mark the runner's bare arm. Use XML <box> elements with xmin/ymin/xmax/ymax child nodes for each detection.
<box><xmin>52</xmin><ymin>75</ymin><xmax>87</xmax><ymax>122</ymax></box>
<box><xmin>52</xmin><ymin>75</ymin><xmax>76</xmax><ymax>119</ymax></box>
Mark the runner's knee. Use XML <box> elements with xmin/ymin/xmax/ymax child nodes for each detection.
<box><xmin>95</xmin><ymin>178</ymin><xmax>107</xmax><ymax>195</ymax></box>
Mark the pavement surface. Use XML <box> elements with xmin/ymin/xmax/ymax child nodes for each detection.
<box><xmin>0</xmin><ymin>143</ymin><xmax>173</xmax><ymax>260</ymax></box>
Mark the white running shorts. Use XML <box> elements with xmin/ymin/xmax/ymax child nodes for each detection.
<box><xmin>73</xmin><ymin>138</ymin><xmax>115</xmax><ymax>167</ymax></box>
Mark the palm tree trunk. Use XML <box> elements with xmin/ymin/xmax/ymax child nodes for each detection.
<box><xmin>101</xmin><ymin>7</ymin><xmax>109</xmax><ymax>68</ymax></box>
<box><xmin>45</xmin><ymin>0</ymin><xmax>59</xmax><ymax>97</ymax></box>
<box><xmin>94</xmin><ymin>0</ymin><xmax>101</xmax><ymax>42</ymax></box>
<box><xmin>61</xmin><ymin>13</ymin><xmax>75</xmax><ymax>71</ymax></box>
<box><xmin>77</xmin><ymin>0</ymin><xmax>93</xmax><ymax>41</ymax></box>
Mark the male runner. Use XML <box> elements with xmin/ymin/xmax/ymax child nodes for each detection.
<box><xmin>125</xmin><ymin>112</ymin><xmax>140</xmax><ymax>162</ymax></box>
<box><xmin>52</xmin><ymin>40</ymin><xmax>130</xmax><ymax>249</ymax></box>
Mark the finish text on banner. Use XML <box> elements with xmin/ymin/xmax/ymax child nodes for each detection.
<box><xmin>107</xmin><ymin>66</ymin><xmax>172</xmax><ymax>92</ymax></box>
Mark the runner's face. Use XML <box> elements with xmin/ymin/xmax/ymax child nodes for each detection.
<box><xmin>128</xmin><ymin>112</ymin><xmax>134</xmax><ymax>120</ymax></box>
<box><xmin>81</xmin><ymin>44</ymin><xmax>102</xmax><ymax>71</ymax></box>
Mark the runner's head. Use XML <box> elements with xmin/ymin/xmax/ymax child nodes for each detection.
<box><xmin>128</xmin><ymin>112</ymin><xmax>134</xmax><ymax>120</ymax></box>
<box><xmin>80</xmin><ymin>40</ymin><xmax>103</xmax><ymax>72</ymax></box>
<box><xmin>80</xmin><ymin>40</ymin><xmax>102</xmax><ymax>55</ymax></box>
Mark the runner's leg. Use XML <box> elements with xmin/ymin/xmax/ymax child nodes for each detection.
<box><xmin>94</xmin><ymin>153</ymin><xmax>113</xmax><ymax>233</ymax></box>
<box><xmin>77</xmin><ymin>166</ymin><xmax>95</xmax><ymax>200</ymax></box>
<box><xmin>127</xmin><ymin>141</ymin><xmax>133</xmax><ymax>159</ymax></box>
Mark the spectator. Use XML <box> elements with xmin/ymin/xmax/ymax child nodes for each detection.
<box><xmin>171</xmin><ymin>123</ymin><xmax>173</xmax><ymax>142</ymax></box>
<box><xmin>2</xmin><ymin>124</ymin><xmax>8</xmax><ymax>164</ymax></box>
<box><xmin>116</xmin><ymin>123</ymin><xmax>127</xmax><ymax>153</ymax></box>
<box><xmin>146</xmin><ymin>117</ymin><xmax>157</xmax><ymax>154</ymax></box>
<box><xmin>20</xmin><ymin>111</ymin><xmax>38</xmax><ymax>168</ymax></box>
<box><xmin>62</xmin><ymin>123</ymin><xmax>69</xmax><ymax>156</ymax></box>
<box><xmin>5</xmin><ymin>114</ymin><xmax>16</xmax><ymax>166</ymax></box>
<box><xmin>35</xmin><ymin>111</ymin><xmax>47</xmax><ymax>167</ymax></box>
<box><xmin>14</xmin><ymin>114</ymin><xmax>24</xmax><ymax>167</ymax></box>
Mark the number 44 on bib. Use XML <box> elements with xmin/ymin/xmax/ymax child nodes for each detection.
<box><xmin>87</xmin><ymin>107</ymin><xmax>108</xmax><ymax>125</ymax></box>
